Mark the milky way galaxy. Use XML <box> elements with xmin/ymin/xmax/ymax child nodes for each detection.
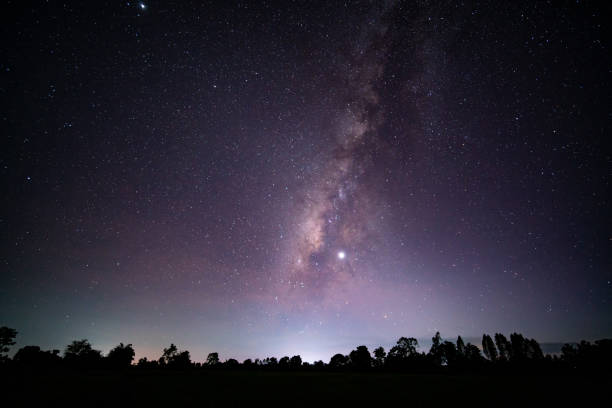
<box><xmin>1</xmin><ymin>1</ymin><xmax>610</xmax><ymax>363</ymax></box>
<box><xmin>276</xmin><ymin>19</ymin><xmax>389</xmax><ymax>307</ymax></box>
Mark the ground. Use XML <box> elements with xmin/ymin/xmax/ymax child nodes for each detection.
<box><xmin>2</xmin><ymin>369</ymin><xmax>608</xmax><ymax>406</ymax></box>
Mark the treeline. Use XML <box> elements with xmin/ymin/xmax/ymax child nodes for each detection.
<box><xmin>1</xmin><ymin>326</ymin><xmax>610</xmax><ymax>374</ymax></box>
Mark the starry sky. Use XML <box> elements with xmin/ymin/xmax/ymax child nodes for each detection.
<box><xmin>1</xmin><ymin>1</ymin><xmax>610</xmax><ymax>363</ymax></box>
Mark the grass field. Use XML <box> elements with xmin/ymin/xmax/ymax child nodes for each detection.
<box><xmin>2</xmin><ymin>369</ymin><xmax>609</xmax><ymax>406</ymax></box>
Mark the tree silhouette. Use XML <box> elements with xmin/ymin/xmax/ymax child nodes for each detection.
<box><xmin>482</xmin><ymin>334</ymin><xmax>498</xmax><ymax>361</ymax></box>
<box><xmin>464</xmin><ymin>343</ymin><xmax>483</xmax><ymax>363</ymax></box>
<box><xmin>3</xmin><ymin>328</ymin><xmax>610</xmax><ymax>375</ymax></box>
<box><xmin>159</xmin><ymin>344</ymin><xmax>191</xmax><ymax>368</ymax></box>
<box><xmin>510</xmin><ymin>333</ymin><xmax>528</xmax><ymax>362</ymax></box>
<box><xmin>289</xmin><ymin>355</ymin><xmax>302</xmax><ymax>368</ymax></box>
<box><xmin>526</xmin><ymin>338</ymin><xmax>544</xmax><ymax>360</ymax></box>
<box><xmin>494</xmin><ymin>333</ymin><xmax>511</xmax><ymax>361</ymax></box>
<box><xmin>329</xmin><ymin>353</ymin><xmax>349</xmax><ymax>368</ymax></box>
<box><xmin>225</xmin><ymin>358</ymin><xmax>239</xmax><ymax>368</ymax></box>
<box><xmin>440</xmin><ymin>341</ymin><xmax>457</xmax><ymax>366</ymax></box>
<box><xmin>64</xmin><ymin>339</ymin><xmax>103</xmax><ymax>367</ymax></box>
<box><xmin>13</xmin><ymin>345</ymin><xmax>61</xmax><ymax>367</ymax></box>
<box><xmin>159</xmin><ymin>343</ymin><xmax>178</xmax><ymax>366</ymax></box>
<box><xmin>387</xmin><ymin>337</ymin><xmax>419</xmax><ymax>369</ymax></box>
<box><xmin>107</xmin><ymin>343</ymin><xmax>135</xmax><ymax>368</ymax></box>
<box><xmin>136</xmin><ymin>357</ymin><xmax>159</xmax><ymax>369</ymax></box>
<box><xmin>263</xmin><ymin>357</ymin><xmax>278</xmax><ymax>367</ymax></box>
<box><xmin>0</xmin><ymin>326</ymin><xmax>17</xmax><ymax>362</ymax></box>
<box><xmin>389</xmin><ymin>337</ymin><xmax>418</xmax><ymax>358</ymax></box>
<box><xmin>349</xmin><ymin>345</ymin><xmax>372</xmax><ymax>369</ymax></box>
<box><xmin>174</xmin><ymin>351</ymin><xmax>192</xmax><ymax>368</ymax></box>
<box><xmin>278</xmin><ymin>356</ymin><xmax>290</xmax><ymax>368</ymax></box>
<box><xmin>428</xmin><ymin>332</ymin><xmax>443</xmax><ymax>365</ymax></box>
<box><xmin>456</xmin><ymin>336</ymin><xmax>466</xmax><ymax>356</ymax></box>
<box><xmin>206</xmin><ymin>352</ymin><xmax>220</xmax><ymax>366</ymax></box>
<box><xmin>373</xmin><ymin>346</ymin><xmax>386</xmax><ymax>367</ymax></box>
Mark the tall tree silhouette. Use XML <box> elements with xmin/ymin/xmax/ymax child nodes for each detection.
<box><xmin>510</xmin><ymin>333</ymin><xmax>528</xmax><ymax>362</ymax></box>
<box><xmin>482</xmin><ymin>334</ymin><xmax>498</xmax><ymax>361</ymax></box>
<box><xmin>527</xmin><ymin>338</ymin><xmax>544</xmax><ymax>360</ymax></box>
<box><xmin>428</xmin><ymin>332</ymin><xmax>443</xmax><ymax>365</ymax></box>
<box><xmin>494</xmin><ymin>333</ymin><xmax>511</xmax><ymax>361</ymax></box>
<box><xmin>456</xmin><ymin>336</ymin><xmax>466</xmax><ymax>356</ymax></box>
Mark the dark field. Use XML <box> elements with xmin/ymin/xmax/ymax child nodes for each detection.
<box><xmin>2</xmin><ymin>369</ymin><xmax>609</xmax><ymax>406</ymax></box>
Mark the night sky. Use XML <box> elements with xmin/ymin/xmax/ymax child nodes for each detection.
<box><xmin>1</xmin><ymin>1</ymin><xmax>610</xmax><ymax>363</ymax></box>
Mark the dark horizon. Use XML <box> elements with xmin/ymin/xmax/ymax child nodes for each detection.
<box><xmin>1</xmin><ymin>331</ymin><xmax>579</xmax><ymax>363</ymax></box>
<box><xmin>1</xmin><ymin>1</ymin><xmax>610</xmax><ymax>364</ymax></box>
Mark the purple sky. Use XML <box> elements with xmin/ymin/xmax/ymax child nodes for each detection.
<box><xmin>1</xmin><ymin>1</ymin><xmax>610</xmax><ymax>362</ymax></box>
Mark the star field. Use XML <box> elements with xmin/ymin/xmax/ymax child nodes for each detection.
<box><xmin>0</xmin><ymin>1</ymin><xmax>610</xmax><ymax>362</ymax></box>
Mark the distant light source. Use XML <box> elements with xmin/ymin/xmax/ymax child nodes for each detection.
<box><xmin>140</xmin><ymin>3</ymin><xmax>146</xmax><ymax>10</ymax></box>
<box><xmin>337</xmin><ymin>251</ymin><xmax>346</xmax><ymax>260</ymax></box>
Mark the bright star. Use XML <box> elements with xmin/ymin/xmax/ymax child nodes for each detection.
<box><xmin>139</xmin><ymin>3</ymin><xmax>146</xmax><ymax>10</ymax></box>
<box><xmin>337</xmin><ymin>251</ymin><xmax>346</xmax><ymax>260</ymax></box>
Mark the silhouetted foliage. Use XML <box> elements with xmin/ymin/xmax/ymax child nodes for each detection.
<box><xmin>456</xmin><ymin>336</ymin><xmax>466</xmax><ymax>356</ymax></box>
<box><xmin>428</xmin><ymin>332</ymin><xmax>443</xmax><ymax>365</ymax></box>
<box><xmin>527</xmin><ymin>339</ymin><xmax>544</xmax><ymax>360</ymax></box>
<box><xmin>278</xmin><ymin>356</ymin><xmax>290</xmax><ymax>368</ymax></box>
<box><xmin>349</xmin><ymin>345</ymin><xmax>372</xmax><ymax>369</ymax></box>
<box><xmin>561</xmin><ymin>339</ymin><xmax>612</xmax><ymax>373</ymax></box>
<box><xmin>64</xmin><ymin>339</ymin><xmax>103</xmax><ymax>367</ymax></box>
<box><xmin>225</xmin><ymin>358</ymin><xmax>239</xmax><ymax>368</ymax></box>
<box><xmin>136</xmin><ymin>357</ymin><xmax>159</xmax><ymax>369</ymax></box>
<box><xmin>482</xmin><ymin>334</ymin><xmax>498</xmax><ymax>361</ymax></box>
<box><xmin>2</xmin><ymin>329</ymin><xmax>609</xmax><ymax>377</ymax></box>
<box><xmin>387</xmin><ymin>337</ymin><xmax>420</xmax><ymax>369</ymax></box>
<box><xmin>389</xmin><ymin>337</ymin><xmax>418</xmax><ymax>359</ymax></box>
<box><xmin>0</xmin><ymin>326</ymin><xmax>17</xmax><ymax>362</ymax></box>
<box><xmin>107</xmin><ymin>343</ymin><xmax>135</xmax><ymax>368</ymax></box>
<box><xmin>441</xmin><ymin>341</ymin><xmax>459</xmax><ymax>366</ymax></box>
<box><xmin>159</xmin><ymin>344</ymin><xmax>191</xmax><ymax>369</ymax></box>
<box><xmin>464</xmin><ymin>343</ymin><xmax>483</xmax><ymax>364</ymax></box>
<box><xmin>329</xmin><ymin>353</ymin><xmax>349</xmax><ymax>368</ymax></box>
<box><xmin>206</xmin><ymin>352</ymin><xmax>219</xmax><ymax>366</ymax></box>
<box><xmin>373</xmin><ymin>346</ymin><xmax>386</xmax><ymax>367</ymax></box>
<box><xmin>13</xmin><ymin>346</ymin><xmax>61</xmax><ymax>367</ymax></box>
<box><xmin>263</xmin><ymin>357</ymin><xmax>277</xmax><ymax>367</ymax></box>
<box><xmin>289</xmin><ymin>355</ymin><xmax>302</xmax><ymax>369</ymax></box>
<box><xmin>494</xmin><ymin>333</ymin><xmax>511</xmax><ymax>361</ymax></box>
